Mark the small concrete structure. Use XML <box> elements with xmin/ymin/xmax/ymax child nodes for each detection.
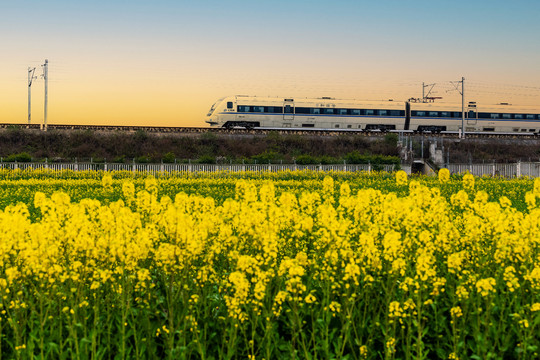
<box><xmin>429</xmin><ymin>142</ymin><xmax>444</xmax><ymax>167</ymax></box>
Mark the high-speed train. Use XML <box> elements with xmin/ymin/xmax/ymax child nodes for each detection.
<box><xmin>205</xmin><ymin>95</ymin><xmax>540</xmax><ymax>133</ymax></box>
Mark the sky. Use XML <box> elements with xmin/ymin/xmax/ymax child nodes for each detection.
<box><xmin>1</xmin><ymin>0</ymin><xmax>540</xmax><ymax>127</ymax></box>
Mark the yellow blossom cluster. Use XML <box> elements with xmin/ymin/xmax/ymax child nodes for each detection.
<box><xmin>0</xmin><ymin>170</ymin><xmax>539</xmax><ymax>359</ymax></box>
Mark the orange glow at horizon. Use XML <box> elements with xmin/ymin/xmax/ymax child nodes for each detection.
<box><xmin>1</xmin><ymin>1</ymin><xmax>539</xmax><ymax>127</ymax></box>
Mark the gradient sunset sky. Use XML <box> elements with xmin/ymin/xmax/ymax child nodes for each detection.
<box><xmin>2</xmin><ymin>0</ymin><xmax>540</xmax><ymax>127</ymax></box>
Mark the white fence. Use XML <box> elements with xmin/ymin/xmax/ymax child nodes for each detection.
<box><xmin>0</xmin><ymin>162</ymin><xmax>398</xmax><ymax>174</ymax></box>
<box><xmin>447</xmin><ymin>162</ymin><xmax>540</xmax><ymax>178</ymax></box>
<box><xmin>3</xmin><ymin>161</ymin><xmax>540</xmax><ymax>177</ymax></box>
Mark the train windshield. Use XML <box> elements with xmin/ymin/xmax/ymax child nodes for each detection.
<box><xmin>207</xmin><ymin>98</ymin><xmax>225</xmax><ymax>116</ymax></box>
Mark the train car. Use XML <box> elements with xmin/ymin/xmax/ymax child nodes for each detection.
<box><xmin>205</xmin><ymin>95</ymin><xmax>540</xmax><ymax>133</ymax></box>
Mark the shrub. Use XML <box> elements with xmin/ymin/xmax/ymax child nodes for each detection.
<box><xmin>344</xmin><ymin>151</ymin><xmax>369</xmax><ymax>164</ymax></box>
<box><xmin>295</xmin><ymin>154</ymin><xmax>318</xmax><ymax>165</ymax></box>
<box><xmin>112</xmin><ymin>155</ymin><xmax>126</xmax><ymax>163</ymax></box>
<box><xmin>197</xmin><ymin>155</ymin><xmax>216</xmax><ymax>164</ymax></box>
<box><xmin>162</xmin><ymin>152</ymin><xmax>176</xmax><ymax>164</ymax></box>
<box><xmin>318</xmin><ymin>155</ymin><xmax>339</xmax><ymax>165</ymax></box>
<box><xmin>4</xmin><ymin>152</ymin><xmax>32</xmax><ymax>162</ymax></box>
<box><xmin>135</xmin><ymin>156</ymin><xmax>151</xmax><ymax>163</ymax></box>
<box><xmin>251</xmin><ymin>151</ymin><xmax>283</xmax><ymax>164</ymax></box>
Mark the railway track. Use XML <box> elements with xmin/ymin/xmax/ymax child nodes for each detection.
<box><xmin>0</xmin><ymin>123</ymin><xmax>538</xmax><ymax>139</ymax></box>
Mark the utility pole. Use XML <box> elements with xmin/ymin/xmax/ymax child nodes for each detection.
<box><xmin>41</xmin><ymin>59</ymin><xmax>48</xmax><ymax>131</ymax></box>
<box><xmin>449</xmin><ymin>77</ymin><xmax>465</xmax><ymax>138</ymax></box>
<box><xmin>27</xmin><ymin>67</ymin><xmax>36</xmax><ymax>124</ymax></box>
<box><xmin>461</xmin><ymin>77</ymin><xmax>465</xmax><ymax>139</ymax></box>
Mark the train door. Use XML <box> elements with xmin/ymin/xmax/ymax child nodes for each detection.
<box><xmin>283</xmin><ymin>99</ymin><xmax>294</xmax><ymax>121</ymax></box>
<box><xmin>467</xmin><ymin>102</ymin><xmax>477</xmax><ymax>125</ymax></box>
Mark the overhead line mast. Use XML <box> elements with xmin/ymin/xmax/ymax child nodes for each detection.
<box><xmin>422</xmin><ymin>82</ymin><xmax>436</xmax><ymax>102</ymax></box>
<box><xmin>449</xmin><ymin>77</ymin><xmax>465</xmax><ymax>139</ymax></box>
<box><xmin>27</xmin><ymin>67</ymin><xmax>37</xmax><ymax>124</ymax></box>
<box><xmin>42</xmin><ymin>59</ymin><xmax>48</xmax><ymax>131</ymax></box>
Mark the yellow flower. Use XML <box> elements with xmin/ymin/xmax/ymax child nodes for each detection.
<box><xmin>476</xmin><ymin>278</ymin><xmax>496</xmax><ymax>297</ymax></box>
<box><xmin>122</xmin><ymin>181</ymin><xmax>135</xmax><ymax>200</ymax></box>
<box><xmin>534</xmin><ymin>177</ymin><xmax>540</xmax><ymax>196</ymax></box>
<box><xmin>386</xmin><ymin>337</ymin><xmax>396</xmax><ymax>354</ymax></box>
<box><xmin>102</xmin><ymin>174</ymin><xmax>113</xmax><ymax>191</ymax></box>
<box><xmin>395</xmin><ymin>170</ymin><xmax>408</xmax><ymax>186</ymax></box>
<box><xmin>463</xmin><ymin>173</ymin><xmax>475</xmax><ymax>190</ymax></box>
<box><xmin>438</xmin><ymin>168</ymin><xmax>450</xmax><ymax>183</ymax></box>
<box><xmin>388</xmin><ymin>301</ymin><xmax>403</xmax><ymax>318</ymax></box>
<box><xmin>304</xmin><ymin>293</ymin><xmax>317</xmax><ymax>304</ymax></box>
<box><xmin>503</xmin><ymin>266</ymin><xmax>520</xmax><ymax>292</ymax></box>
<box><xmin>450</xmin><ymin>306</ymin><xmax>463</xmax><ymax>318</ymax></box>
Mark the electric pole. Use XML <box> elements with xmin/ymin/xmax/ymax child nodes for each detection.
<box><xmin>461</xmin><ymin>77</ymin><xmax>465</xmax><ymax>139</ymax></box>
<box><xmin>450</xmin><ymin>77</ymin><xmax>465</xmax><ymax>138</ymax></box>
<box><xmin>42</xmin><ymin>59</ymin><xmax>48</xmax><ymax>131</ymax></box>
<box><xmin>27</xmin><ymin>67</ymin><xmax>36</xmax><ymax>124</ymax></box>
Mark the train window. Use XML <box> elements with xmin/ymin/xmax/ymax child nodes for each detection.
<box><xmin>253</xmin><ymin>106</ymin><xmax>264</xmax><ymax>112</ymax></box>
<box><xmin>526</xmin><ymin>114</ymin><xmax>535</xmax><ymax>120</ymax></box>
<box><xmin>324</xmin><ymin>108</ymin><xmax>335</xmax><ymax>115</ymax></box>
<box><xmin>310</xmin><ymin>108</ymin><xmax>321</xmax><ymax>114</ymax></box>
<box><xmin>502</xmin><ymin>114</ymin><xmax>512</xmax><ymax>119</ymax></box>
<box><xmin>429</xmin><ymin>111</ymin><xmax>439</xmax><ymax>117</ymax></box>
<box><xmin>513</xmin><ymin>128</ymin><xmax>519</xmax><ymax>132</ymax></box>
<box><xmin>295</xmin><ymin>107</ymin><xmax>310</xmax><ymax>114</ymax></box>
<box><xmin>521</xmin><ymin>129</ymin><xmax>528</xmax><ymax>132</ymax></box>
<box><xmin>351</xmin><ymin>109</ymin><xmax>361</xmax><ymax>115</ymax></box>
<box><xmin>347</xmin><ymin>124</ymin><xmax>352</xmax><ymax>128</ymax></box>
<box><xmin>365</xmin><ymin>110</ymin><xmax>375</xmax><ymax>116</ymax></box>
<box><xmin>530</xmin><ymin>129</ymin><xmax>536</xmax><ymax>132</ymax></box>
<box><xmin>335</xmin><ymin>124</ymin><xmax>340</xmax><ymax>128</ymax></box>
<box><xmin>515</xmin><ymin>114</ymin><xmax>524</xmax><ymax>119</ymax></box>
<box><xmin>358</xmin><ymin>125</ymin><xmax>362</xmax><ymax>129</ymax></box>
<box><xmin>413</xmin><ymin>111</ymin><xmax>426</xmax><ymax>117</ymax></box>
<box><xmin>238</xmin><ymin>106</ymin><xmax>250</xmax><ymax>112</ymax></box>
<box><xmin>265</xmin><ymin>106</ymin><xmax>282</xmax><ymax>113</ymax></box>
<box><xmin>284</xmin><ymin>105</ymin><xmax>293</xmax><ymax>113</ymax></box>
<box><xmin>390</xmin><ymin>110</ymin><xmax>401</xmax><ymax>116</ymax></box>
<box><xmin>227</xmin><ymin>102</ymin><xmax>233</xmax><ymax>109</ymax></box>
<box><xmin>379</xmin><ymin>110</ymin><xmax>388</xmax><ymax>116</ymax></box>
<box><xmin>453</xmin><ymin>112</ymin><xmax>461</xmax><ymax>118</ymax></box>
<box><xmin>490</xmin><ymin>113</ymin><xmax>500</xmax><ymax>119</ymax></box>
<box><xmin>338</xmin><ymin>109</ymin><xmax>348</xmax><ymax>115</ymax></box>
<box><xmin>441</xmin><ymin>112</ymin><xmax>451</xmax><ymax>117</ymax></box>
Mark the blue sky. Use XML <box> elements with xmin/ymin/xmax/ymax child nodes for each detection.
<box><xmin>1</xmin><ymin>0</ymin><xmax>539</xmax><ymax>126</ymax></box>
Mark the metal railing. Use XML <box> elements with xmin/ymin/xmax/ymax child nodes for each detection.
<box><xmin>447</xmin><ymin>162</ymin><xmax>540</xmax><ymax>178</ymax></box>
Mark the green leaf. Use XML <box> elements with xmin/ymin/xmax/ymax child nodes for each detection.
<box><xmin>80</xmin><ymin>337</ymin><xmax>92</xmax><ymax>344</ymax></box>
<box><xmin>436</xmin><ymin>347</ymin><xmax>446</xmax><ymax>359</ymax></box>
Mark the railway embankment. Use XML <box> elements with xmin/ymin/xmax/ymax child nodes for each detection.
<box><xmin>0</xmin><ymin>127</ymin><xmax>539</xmax><ymax>166</ymax></box>
<box><xmin>0</xmin><ymin>128</ymin><xmax>399</xmax><ymax>165</ymax></box>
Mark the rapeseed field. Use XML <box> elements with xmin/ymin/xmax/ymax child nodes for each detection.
<box><xmin>0</xmin><ymin>169</ymin><xmax>538</xmax><ymax>359</ymax></box>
